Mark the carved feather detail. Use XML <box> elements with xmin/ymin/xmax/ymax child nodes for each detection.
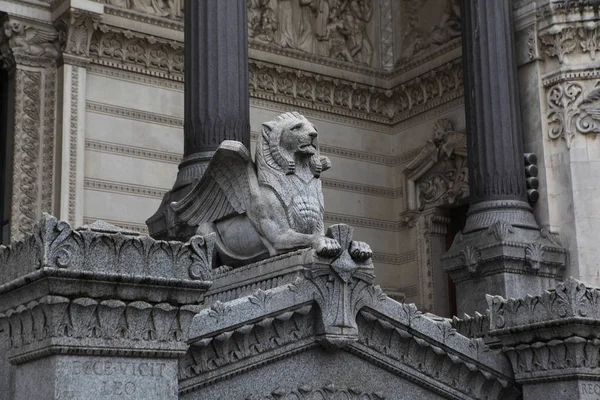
<box><xmin>171</xmin><ymin>141</ymin><xmax>252</xmax><ymax>225</ymax></box>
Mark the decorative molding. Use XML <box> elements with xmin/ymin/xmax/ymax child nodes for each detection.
<box><xmin>0</xmin><ymin>215</ymin><xmax>213</xmax><ymax>289</ymax></box>
<box><xmin>379</xmin><ymin>0</ymin><xmax>393</xmax><ymax>70</ymax></box>
<box><xmin>248</xmin><ymin>58</ymin><xmax>463</xmax><ymax>126</ymax></box>
<box><xmin>248</xmin><ymin>384</ymin><xmax>385</xmax><ymax>400</ymax></box>
<box><xmin>323</xmin><ymin>212</ymin><xmax>408</xmax><ymax>232</ymax></box>
<box><xmin>87</xmin><ymin>64</ymin><xmax>183</xmax><ymax>91</ymax></box>
<box><xmin>10</xmin><ymin>69</ymin><xmax>42</xmax><ymax>241</ymax></box>
<box><xmin>68</xmin><ymin>67</ymin><xmax>79</xmax><ymax>223</ymax></box>
<box><xmin>41</xmin><ymin>67</ymin><xmax>57</xmax><ymax>214</ymax></box>
<box><xmin>547</xmin><ymin>80</ymin><xmax>600</xmax><ymax>148</ymax></box>
<box><xmin>372</xmin><ymin>251</ymin><xmax>415</xmax><ymax>266</ymax></box>
<box><xmin>0</xmin><ymin>295</ymin><xmax>199</xmax><ymax>358</ymax></box>
<box><xmin>86</xmin><ymin>101</ymin><xmax>183</xmax><ymax>127</ymax></box>
<box><xmin>404</xmin><ymin>119</ymin><xmax>468</xmax><ymax>211</ymax></box>
<box><xmin>83</xmin><ymin>217</ymin><xmax>148</xmax><ymax>234</ymax></box>
<box><xmin>489</xmin><ymin>278</ymin><xmax>600</xmax><ymax>383</ymax></box>
<box><xmin>85</xmin><ymin>26</ymin><xmax>463</xmax><ymax>127</ymax></box>
<box><xmin>85</xmin><ymin>139</ymin><xmax>181</xmax><ymax>164</ymax></box>
<box><xmin>84</xmin><ymin>178</ymin><xmax>167</xmax><ymax>199</ymax></box>
<box><xmin>56</xmin><ymin>8</ymin><xmax>102</xmax><ymax>59</ymax></box>
<box><xmin>89</xmin><ymin>25</ymin><xmax>183</xmax><ymax>75</ymax></box>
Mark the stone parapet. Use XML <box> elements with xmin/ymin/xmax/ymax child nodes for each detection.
<box><xmin>181</xmin><ymin>224</ymin><xmax>520</xmax><ymax>399</ymax></box>
<box><xmin>0</xmin><ymin>215</ymin><xmax>213</xmax><ymax>399</ymax></box>
<box><xmin>488</xmin><ymin>277</ymin><xmax>600</xmax><ymax>400</ymax></box>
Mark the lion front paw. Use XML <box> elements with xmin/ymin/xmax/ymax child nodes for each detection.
<box><xmin>349</xmin><ymin>240</ymin><xmax>372</xmax><ymax>262</ymax></box>
<box><xmin>313</xmin><ymin>236</ymin><xmax>343</xmax><ymax>258</ymax></box>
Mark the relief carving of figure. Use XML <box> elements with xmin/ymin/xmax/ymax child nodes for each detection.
<box><xmin>431</xmin><ymin>0</ymin><xmax>460</xmax><ymax>45</ymax></box>
<box><xmin>170</xmin><ymin>112</ymin><xmax>372</xmax><ymax>267</ymax></box>
<box><xmin>348</xmin><ymin>0</ymin><xmax>372</xmax><ymax>64</ymax></box>
<box><xmin>276</xmin><ymin>0</ymin><xmax>296</xmax><ymax>48</ymax></box>
<box><xmin>1</xmin><ymin>20</ymin><xmax>59</xmax><ymax>59</ymax></box>
<box><xmin>249</xmin><ymin>0</ymin><xmax>278</xmax><ymax>43</ymax></box>
<box><xmin>249</xmin><ymin>0</ymin><xmax>373</xmax><ymax>65</ymax></box>
<box><xmin>107</xmin><ymin>0</ymin><xmax>182</xmax><ymax>18</ymax></box>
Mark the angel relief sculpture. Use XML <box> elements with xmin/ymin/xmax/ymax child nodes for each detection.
<box><xmin>170</xmin><ymin>112</ymin><xmax>372</xmax><ymax>267</ymax></box>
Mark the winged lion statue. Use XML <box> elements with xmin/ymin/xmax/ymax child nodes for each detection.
<box><xmin>170</xmin><ymin>112</ymin><xmax>372</xmax><ymax>267</ymax></box>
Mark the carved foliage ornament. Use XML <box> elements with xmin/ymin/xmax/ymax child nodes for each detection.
<box><xmin>547</xmin><ymin>80</ymin><xmax>600</xmax><ymax>147</ymax></box>
<box><xmin>0</xmin><ymin>215</ymin><xmax>214</xmax><ymax>286</ymax></box>
<box><xmin>57</xmin><ymin>9</ymin><xmax>102</xmax><ymax>57</ymax></box>
<box><xmin>0</xmin><ymin>296</ymin><xmax>201</xmax><ymax>349</ymax></box>
<box><xmin>540</xmin><ymin>25</ymin><xmax>600</xmax><ymax>65</ymax></box>
<box><xmin>89</xmin><ymin>25</ymin><xmax>184</xmax><ymax>74</ymax></box>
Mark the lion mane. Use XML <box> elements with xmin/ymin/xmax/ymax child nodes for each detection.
<box><xmin>255</xmin><ymin>112</ymin><xmax>324</xmax><ymax>192</ymax></box>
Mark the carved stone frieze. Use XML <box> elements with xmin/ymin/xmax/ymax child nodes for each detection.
<box><xmin>547</xmin><ymin>80</ymin><xmax>600</xmax><ymax>148</ymax></box>
<box><xmin>399</xmin><ymin>0</ymin><xmax>461</xmax><ymax>61</ymax></box>
<box><xmin>0</xmin><ymin>18</ymin><xmax>60</xmax><ymax>69</ymax></box>
<box><xmin>102</xmin><ymin>0</ymin><xmax>183</xmax><ymax>19</ymax></box>
<box><xmin>249</xmin><ymin>58</ymin><xmax>463</xmax><ymax>125</ymax></box>
<box><xmin>89</xmin><ymin>25</ymin><xmax>183</xmax><ymax>74</ymax></box>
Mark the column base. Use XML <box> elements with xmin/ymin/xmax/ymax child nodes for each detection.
<box><xmin>443</xmin><ymin>201</ymin><xmax>567</xmax><ymax>315</ymax></box>
<box><xmin>146</xmin><ymin>152</ymin><xmax>213</xmax><ymax>240</ymax></box>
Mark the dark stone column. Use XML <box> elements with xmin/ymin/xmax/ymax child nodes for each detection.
<box><xmin>147</xmin><ymin>0</ymin><xmax>250</xmax><ymax>239</ymax></box>
<box><xmin>443</xmin><ymin>0</ymin><xmax>566</xmax><ymax>315</ymax></box>
<box><xmin>177</xmin><ymin>0</ymin><xmax>251</xmax><ymax>190</ymax></box>
<box><xmin>460</xmin><ymin>0</ymin><xmax>536</xmax><ymax>232</ymax></box>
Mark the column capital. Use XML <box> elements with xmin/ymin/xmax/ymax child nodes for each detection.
<box><xmin>53</xmin><ymin>1</ymin><xmax>104</xmax><ymax>66</ymax></box>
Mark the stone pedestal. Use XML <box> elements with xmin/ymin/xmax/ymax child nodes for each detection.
<box><xmin>488</xmin><ymin>278</ymin><xmax>600</xmax><ymax>400</ymax></box>
<box><xmin>0</xmin><ymin>215</ymin><xmax>213</xmax><ymax>400</ymax></box>
<box><xmin>443</xmin><ymin>0</ymin><xmax>566</xmax><ymax>315</ymax></box>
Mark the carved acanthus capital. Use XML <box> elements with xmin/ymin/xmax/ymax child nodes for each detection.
<box><xmin>0</xmin><ymin>17</ymin><xmax>60</xmax><ymax>70</ymax></box>
<box><xmin>55</xmin><ymin>8</ymin><xmax>102</xmax><ymax>61</ymax></box>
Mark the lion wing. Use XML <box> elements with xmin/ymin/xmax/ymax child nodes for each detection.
<box><xmin>171</xmin><ymin>141</ymin><xmax>253</xmax><ymax>226</ymax></box>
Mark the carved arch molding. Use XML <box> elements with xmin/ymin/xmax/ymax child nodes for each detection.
<box><xmin>402</xmin><ymin>118</ymin><xmax>468</xmax><ymax>315</ymax></box>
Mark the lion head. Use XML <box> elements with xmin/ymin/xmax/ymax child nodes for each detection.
<box><xmin>256</xmin><ymin>112</ymin><xmax>330</xmax><ymax>178</ymax></box>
